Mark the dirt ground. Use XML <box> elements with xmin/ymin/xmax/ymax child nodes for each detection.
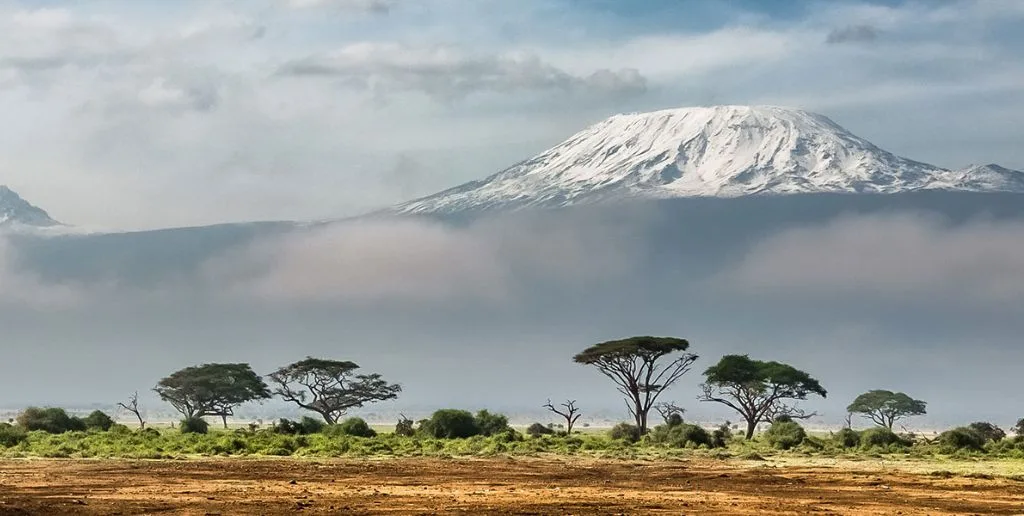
<box><xmin>1</xmin><ymin>457</ymin><xmax>1023</xmax><ymax>515</ymax></box>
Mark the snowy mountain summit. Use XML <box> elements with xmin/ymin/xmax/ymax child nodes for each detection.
<box><xmin>0</xmin><ymin>186</ymin><xmax>60</xmax><ymax>228</ymax></box>
<box><xmin>394</xmin><ymin>105</ymin><xmax>1024</xmax><ymax>214</ymax></box>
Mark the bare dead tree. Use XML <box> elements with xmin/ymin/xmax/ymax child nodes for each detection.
<box><xmin>654</xmin><ymin>401</ymin><xmax>686</xmax><ymax>425</ymax></box>
<box><xmin>117</xmin><ymin>391</ymin><xmax>146</xmax><ymax>429</ymax></box>
<box><xmin>543</xmin><ymin>399</ymin><xmax>583</xmax><ymax>434</ymax></box>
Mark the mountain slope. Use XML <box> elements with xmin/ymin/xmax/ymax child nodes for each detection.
<box><xmin>393</xmin><ymin>105</ymin><xmax>1024</xmax><ymax>214</ymax></box>
<box><xmin>0</xmin><ymin>186</ymin><xmax>60</xmax><ymax>228</ymax></box>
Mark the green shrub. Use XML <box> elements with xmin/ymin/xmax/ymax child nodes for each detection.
<box><xmin>764</xmin><ymin>420</ymin><xmax>806</xmax><ymax>450</ymax></box>
<box><xmin>967</xmin><ymin>422</ymin><xmax>1005</xmax><ymax>442</ymax></box>
<box><xmin>300</xmin><ymin>417</ymin><xmax>326</xmax><ymax>434</ymax></box>
<box><xmin>526</xmin><ymin>422</ymin><xmax>554</xmax><ymax>437</ymax></box>
<box><xmin>137</xmin><ymin>427</ymin><xmax>161</xmax><ymax>438</ymax></box>
<box><xmin>834</xmin><ymin>428</ymin><xmax>861</xmax><ymax>448</ymax></box>
<box><xmin>474</xmin><ymin>410</ymin><xmax>510</xmax><ymax>437</ymax></box>
<box><xmin>16</xmin><ymin>407</ymin><xmax>86</xmax><ymax>434</ymax></box>
<box><xmin>180</xmin><ymin>417</ymin><xmax>210</xmax><ymax>434</ymax></box>
<box><xmin>395</xmin><ymin>416</ymin><xmax>415</xmax><ymax>437</ymax></box>
<box><xmin>335</xmin><ymin>417</ymin><xmax>376</xmax><ymax>438</ymax></box>
<box><xmin>83</xmin><ymin>410</ymin><xmax>115</xmax><ymax>431</ymax></box>
<box><xmin>422</xmin><ymin>410</ymin><xmax>479</xmax><ymax>439</ymax></box>
<box><xmin>665</xmin><ymin>413</ymin><xmax>684</xmax><ymax>427</ymax></box>
<box><xmin>652</xmin><ymin>423</ymin><xmax>712</xmax><ymax>448</ymax></box>
<box><xmin>274</xmin><ymin>417</ymin><xmax>325</xmax><ymax>435</ymax></box>
<box><xmin>608</xmin><ymin>422</ymin><xmax>641</xmax><ymax>443</ymax></box>
<box><xmin>860</xmin><ymin>427</ymin><xmax>909</xmax><ymax>449</ymax></box>
<box><xmin>938</xmin><ymin>427</ymin><xmax>986</xmax><ymax>451</ymax></box>
<box><xmin>0</xmin><ymin>423</ymin><xmax>27</xmax><ymax>447</ymax></box>
<box><xmin>710</xmin><ymin>422</ymin><xmax>733</xmax><ymax>448</ymax></box>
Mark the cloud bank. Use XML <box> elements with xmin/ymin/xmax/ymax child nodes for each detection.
<box><xmin>724</xmin><ymin>213</ymin><xmax>1024</xmax><ymax>307</ymax></box>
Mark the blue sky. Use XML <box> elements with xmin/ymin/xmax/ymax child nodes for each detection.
<box><xmin>0</xmin><ymin>0</ymin><xmax>1022</xmax><ymax>229</ymax></box>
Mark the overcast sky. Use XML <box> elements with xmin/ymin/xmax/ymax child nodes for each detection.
<box><xmin>1</xmin><ymin>0</ymin><xmax>1023</xmax><ymax>230</ymax></box>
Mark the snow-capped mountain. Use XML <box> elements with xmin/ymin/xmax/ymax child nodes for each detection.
<box><xmin>0</xmin><ymin>186</ymin><xmax>60</xmax><ymax>228</ymax></box>
<box><xmin>393</xmin><ymin>105</ymin><xmax>1024</xmax><ymax>214</ymax></box>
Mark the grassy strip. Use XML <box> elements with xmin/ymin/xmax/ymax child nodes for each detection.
<box><xmin>3</xmin><ymin>426</ymin><xmax>1024</xmax><ymax>465</ymax></box>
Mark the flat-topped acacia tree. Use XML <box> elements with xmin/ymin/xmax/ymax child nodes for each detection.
<box><xmin>574</xmin><ymin>336</ymin><xmax>697</xmax><ymax>435</ymax></box>
<box><xmin>699</xmin><ymin>354</ymin><xmax>826</xmax><ymax>440</ymax></box>
<box><xmin>154</xmin><ymin>363</ymin><xmax>271</xmax><ymax>428</ymax></box>
<box><xmin>268</xmin><ymin>357</ymin><xmax>402</xmax><ymax>424</ymax></box>
<box><xmin>847</xmin><ymin>390</ymin><xmax>927</xmax><ymax>430</ymax></box>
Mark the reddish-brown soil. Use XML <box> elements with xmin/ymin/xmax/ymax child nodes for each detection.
<box><xmin>1</xmin><ymin>457</ymin><xmax>1023</xmax><ymax>515</ymax></box>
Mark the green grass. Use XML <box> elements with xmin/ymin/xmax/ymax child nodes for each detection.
<box><xmin>3</xmin><ymin>425</ymin><xmax>1024</xmax><ymax>475</ymax></box>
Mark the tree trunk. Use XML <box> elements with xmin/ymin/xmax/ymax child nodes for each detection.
<box><xmin>221</xmin><ymin>414</ymin><xmax>228</xmax><ymax>429</ymax></box>
<box><xmin>566</xmin><ymin>418</ymin><xmax>574</xmax><ymax>435</ymax></box>
<box><xmin>136</xmin><ymin>415</ymin><xmax>145</xmax><ymax>430</ymax></box>
<box><xmin>745</xmin><ymin>418</ymin><xmax>757</xmax><ymax>440</ymax></box>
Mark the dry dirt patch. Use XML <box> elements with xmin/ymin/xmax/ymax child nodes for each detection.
<box><xmin>1</xmin><ymin>457</ymin><xmax>1023</xmax><ymax>515</ymax></box>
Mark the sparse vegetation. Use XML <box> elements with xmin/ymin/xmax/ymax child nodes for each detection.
<box><xmin>16</xmin><ymin>407</ymin><xmax>86</xmax><ymax>434</ymax></box>
<box><xmin>1</xmin><ymin>349</ymin><xmax>1021</xmax><ymax>469</ymax></box>
<box><xmin>938</xmin><ymin>427</ymin><xmax>987</xmax><ymax>452</ymax></box>
<box><xmin>574</xmin><ymin>336</ymin><xmax>697</xmax><ymax>435</ymax></box>
<box><xmin>968</xmin><ymin>422</ymin><xmax>1006</xmax><ymax>443</ymax></box>
<box><xmin>847</xmin><ymin>390</ymin><xmax>927</xmax><ymax>430</ymax></box>
<box><xmin>526</xmin><ymin>422</ymin><xmax>555</xmax><ymax>437</ymax></box>
<box><xmin>179</xmin><ymin>417</ymin><xmax>210</xmax><ymax>435</ymax></box>
<box><xmin>154</xmin><ymin>363</ymin><xmax>271</xmax><ymax>428</ymax></box>
<box><xmin>420</xmin><ymin>409</ymin><xmax>480</xmax><ymax>439</ymax></box>
<box><xmin>763</xmin><ymin>419</ymin><xmax>807</xmax><ymax>450</ymax></box>
<box><xmin>699</xmin><ymin>355</ymin><xmax>826</xmax><ymax>439</ymax></box>
<box><xmin>334</xmin><ymin>417</ymin><xmax>377</xmax><ymax>438</ymax></box>
<box><xmin>608</xmin><ymin>422</ymin><xmax>641</xmax><ymax>443</ymax></box>
<box><xmin>267</xmin><ymin>357</ymin><xmax>401</xmax><ymax>424</ymax></box>
<box><xmin>83</xmin><ymin>410</ymin><xmax>116</xmax><ymax>431</ymax></box>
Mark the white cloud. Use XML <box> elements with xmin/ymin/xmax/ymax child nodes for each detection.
<box><xmin>284</xmin><ymin>0</ymin><xmax>395</xmax><ymax>13</ymax></box>
<box><xmin>202</xmin><ymin>213</ymin><xmax>643</xmax><ymax>305</ymax></box>
<box><xmin>0</xmin><ymin>1</ymin><xmax>1023</xmax><ymax>229</ymax></box>
<box><xmin>722</xmin><ymin>213</ymin><xmax>1024</xmax><ymax>306</ymax></box>
<box><xmin>277</xmin><ymin>42</ymin><xmax>647</xmax><ymax>101</ymax></box>
<box><xmin>0</xmin><ymin>237</ymin><xmax>82</xmax><ymax>309</ymax></box>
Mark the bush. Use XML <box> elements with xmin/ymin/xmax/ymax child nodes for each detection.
<box><xmin>335</xmin><ymin>417</ymin><xmax>377</xmax><ymax>438</ymax></box>
<box><xmin>274</xmin><ymin>418</ymin><xmax>302</xmax><ymax>435</ymax></box>
<box><xmin>938</xmin><ymin>427</ymin><xmax>986</xmax><ymax>451</ymax></box>
<box><xmin>968</xmin><ymin>422</ymin><xmax>1006</xmax><ymax>442</ymax></box>
<box><xmin>834</xmin><ymin>428</ymin><xmax>861</xmax><ymax>448</ymax></box>
<box><xmin>83</xmin><ymin>410</ymin><xmax>115</xmax><ymax>431</ymax></box>
<box><xmin>652</xmin><ymin>423</ymin><xmax>712</xmax><ymax>448</ymax></box>
<box><xmin>299</xmin><ymin>416</ymin><xmax>326</xmax><ymax>435</ymax></box>
<box><xmin>608</xmin><ymin>422</ymin><xmax>641</xmax><ymax>443</ymax></box>
<box><xmin>395</xmin><ymin>416</ymin><xmax>415</xmax><ymax>437</ymax></box>
<box><xmin>665</xmin><ymin>413</ymin><xmax>684</xmax><ymax>427</ymax></box>
<box><xmin>711</xmin><ymin>422</ymin><xmax>733</xmax><ymax>448</ymax></box>
<box><xmin>860</xmin><ymin>427</ymin><xmax>909</xmax><ymax>449</ymax></box>
<box><xmin>764</xmin><ymin>420</ymin><xmax>806</xmax><ymax>450</ymax></box>
<box><xmin>1014</xmin><ymin>418</ymin><xmax>1024</xmax><ymax>438</ymax></box>
<box><xmin>274</xmin><ymin>417</ymin><xmax>325</xmax><ymax>435</ymax></box>
<box><xmin>0</xmin><ymin>423</ymin><xmax>27</xmax><ymax>447</ymax></box>
<box><xmin>526</xmin><ymin>422</ymin><xmax>555</xmax><ymax>437</ymax></box>
<box><xmin>422</xmin><ymin>410</ymin><xmax>480</xmax><ymax>439</ymax></box>
<box><xmin>180</xmin><ymin>417</ymin><xmax>210</xmax><ymax>434</ymax></box>
<box><xmin>16</xmin><ymin>407</ymin><xmax>86</xmax><ymax>434</ymax></box>
<box><xmin>474</xmin><ymin>410</ymin><xmax>510</xmax><ymax>437</ymax></box>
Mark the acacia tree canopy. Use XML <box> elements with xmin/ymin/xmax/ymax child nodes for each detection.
<box><xmin>268</xmin><ymin>357</ymin><xmax>402</xmax><ymax>424</ymax></box>
<box><xmin>846</xmin><ymin>390</ymin><xmax>927</xmax><ymax>429</ymax></box>
<box><xmin>574</xmin><ymin>336</ymin><xmax>697</xmax><ymax>435</ymax></box>
<box><xmin>699</xmin><ymin>354</ymin><xmax>826</xmax><ymax>439</ymax></box>
<box><xmin>153</xmin><ymin>363</ymin><xmax>271</xmax><ymax>426</ymax></box>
